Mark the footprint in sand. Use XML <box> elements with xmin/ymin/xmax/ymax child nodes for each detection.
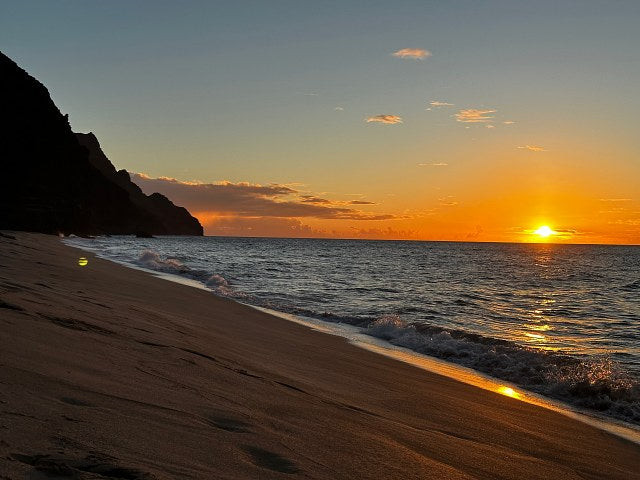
<box><xmin>11</xmin><ymin>453</ymin><xmax>154</xmax><ymax>479</ymax></box>
<box><xmin>242</xmin><ymin>446</ymin><xmax>299</xmax><ymax>474</ymax></box>
<box><xmin>60</xmin><ymin>397</ymin><xmax>94</xmax><ymax>407</ymax></box>
<box><xmin>205</xmin><ymin>414</ymin><xmax>251</xmax><ymax>433</ymax></box>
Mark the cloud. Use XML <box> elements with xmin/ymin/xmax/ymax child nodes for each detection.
<box><xmin>334</xmin><ymin>106</ymin><xmax>344</xmax><ymax>111</ymax></box>
<box><xmin>132</xmin><ymin>174</ymin><xmax>396</xmax><ymax>224</ymax></box>
<box><xmin>349</xmin><ymin>226</ymin><xmax>419</xmax><ymax>240</ymax></box>
<box><xmin>366</xmin><ymin>114</ymin><xmax>403</xmax><ymax>125</ymax></box>
<box><xmin>300</xmin><ymin>195</ymin><xmax>331</xmax><ymax>204</ymax></box>
<box><xmin>392</xmin><ymin>48</ymin><xmax>431</xmax><ymax>60</ymax></box>
<box><xmin>517</xmin><ymin>145</ymin><xmax>546</xmax><ymax>152</ymax></box>
<box><xmin>503</xmin><ymin>121</ymin><xmax>516</xmax><ymax>125</ymax></box>
<box><xmin>466</xmin><ymin>225</ymin><xmax>483</xmax><ymax>239</ymax></box>
<box><xmin>485</xmin><ymin>124</ymin><xmax>495</xmax><ymax>129</ymax></box>
<box><xmin>349</xmin><ymin>200</ymin><xmax>376</xmax><ymax>205</ymax></box>
<box><xmin>611</xmin><ymin>218</ymin><xmax>640</xmax><ymax>226</ymax></box>
<box><xmin>600</xmin><ymin>198</ymin><xmax>632</xmax><ymax>202</ymax></box>
<box><xmin>429</xmin><ymin>101</ymin><xmax>454</xmax><ymax>107</ymax></box>
<box><xmin>455</xmin><ymin>109</ymin><xmax>496</xmax><ymax>123</ymax></box>
<box><xmin>552</xmin><ymin>228</ymin><xmax>579</xmax><ymax>239</ymax></box>
<box><xmin>438</xmin><ymin>196</ymin><xmax>458</xmax><ymax>207</ymax></box>
<box><xmin>418</xmin><ymin>162</ymin><xmax>448</xmax><ymax>166</ymax></box>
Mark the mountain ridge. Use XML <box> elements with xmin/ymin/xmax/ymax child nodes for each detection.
<box><xmin>0</xmin><ymin>51</ymin><xmax>203</xmax><ymax>236</ymax></box>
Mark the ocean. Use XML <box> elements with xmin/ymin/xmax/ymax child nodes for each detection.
<box><xmin>65</xmin><ymin>236</ymin><xmax>640</xmax><ymax>426</ymax></box>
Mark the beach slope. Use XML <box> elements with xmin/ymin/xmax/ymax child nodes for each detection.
<box><xmin>1</xmin><ymin>232</ymin><xmax>638</xmax><ymax>479</ymax></box>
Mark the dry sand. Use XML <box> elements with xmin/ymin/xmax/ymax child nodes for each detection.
<box><xmin>1</xmin><ymin>231</ymin><xmax>639</xmax><ymax>479</ymax></box>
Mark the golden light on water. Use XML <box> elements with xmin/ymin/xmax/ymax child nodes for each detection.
<box><xmin>78</xmin><ymin>257</ymin><xmax>88</xmax><ymax>267</ymax></box>
<box><xmin>524</xmin><ymin>332</ymin><xmax>546</xmax><ymax>340</ymax></box>
<box><xmin>497</xmin><ymin>386</ymin><xmax>520</xmax><ymax>398</ymax></box>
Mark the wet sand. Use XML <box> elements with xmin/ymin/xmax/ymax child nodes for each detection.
<box><xmin>1</xmin><ymin>231</ymin><xmax>639</xmax><ymax>479</ymax></box>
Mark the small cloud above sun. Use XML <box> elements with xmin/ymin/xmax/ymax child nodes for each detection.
<box><xmin>392</xmin><ymin>48</ymin><xmax>431</xmax><ymax>60</ymax></box>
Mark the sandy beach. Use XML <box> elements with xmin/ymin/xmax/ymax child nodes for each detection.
<box><xmin>1</xmin><ymin>232</ymin><xmax>639</xmax><ymax>480</ymax></box>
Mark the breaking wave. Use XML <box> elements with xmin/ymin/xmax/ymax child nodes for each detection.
<box><xmin>137</xmin><ymin>250</ymin><xmax>189</xmax><ymax>274</ymax></box>
<box><xmin>366</xmin><ymin>315</ymin><xmax>640</xmax><ymax>424</ymax></box>
<box><xmin>135</xmin><ymin>250</ymin><xmax>240</xmax><ymax>297</ymax></box>
<box><xmin>204</xmin><ymin>274</ymin><xmax>234</xmax><ymax>296</ymax></box>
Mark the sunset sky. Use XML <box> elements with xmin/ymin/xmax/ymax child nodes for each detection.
<box><xmin>2</xmin><ymin>1</ymin><xmax>639</xmax><ymax>243</ymax></box>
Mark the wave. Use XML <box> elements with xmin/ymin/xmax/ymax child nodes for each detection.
<box><xmin>138</xmin><ymin>250</ymin><xmax>190</xmax><ymax>274</ymax></box>
<box><xmin>136</xmin><ymin>250</ymin><xmax>240</xmax><ymax>297</ymax></box>
<box><xmin>204</xmin><ymin>274</ymin><xmax>235</xmax><ymax>296</ymax></box>
<box><xmin>622</xmin><ymin>279</ymin><xmax>640</xmax><ymax>291</ymax></box>
<box><xmin>366</xmin><ymin>315</ymin><xmax>640</xmax><ymax>424</ymax></box>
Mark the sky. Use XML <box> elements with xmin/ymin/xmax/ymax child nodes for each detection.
<box><xmin>2</xmin><ymin>1</ymin><xmax>639</xmax><ymax>243</ymax></box>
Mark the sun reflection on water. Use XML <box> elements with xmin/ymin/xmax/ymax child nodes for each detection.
<box><xmin>524</xmin><ymin>332</ymin><xmax>546</xmax><ymax>340</ymax></box>
<box><xmin>497</xmin><ymin>386</ymin><xmax>520</xmax><ymax>398</ymax></box>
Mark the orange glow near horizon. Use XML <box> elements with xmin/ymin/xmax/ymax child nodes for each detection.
<box><xmin>131</xmin><ymin>116</ymin><xmax>640</xmax><ymax>246</ymax></box>
<box><xmin>188</xmin><ymin>211</ymin><xmax>639</xmax><ymax>245</ymax></box>
<box><xmin>165</xmin><ymin>177</ymin><xmax>640</xmax><ymax>245</ymax></box>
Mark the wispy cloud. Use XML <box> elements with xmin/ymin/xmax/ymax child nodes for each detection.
<box><xmin>552</xmin><ymin>228</ymin><xmax>579</xmax><ymax>238</ymax></box>
<box><xmin>349</xmin><ymin>200</ymin><xmax>376</xmax><ymax>205</ymax></box>
<box><xmin>466</xmin><ymin>225</ymin><xmax>483</xmax><ymax>239</ymax></box>
<box><xmin>300</xmin><ymin>195</ymin><xmax>331</xmax><ymax>204</ymax></box>
<box><xmin>517</xmin><ymin>145</ymin><xmax>547</xmax><ymax>152</ymax></box>
<box><xmin>430</xmin><ymin>101</ymin><xmax>454</xmax><ymax>107</ymax></box>
<box><xmin>503</xmin><ymin>121</ymin><xmax>516</xmax><ymax>125</ymax></box>
<box><xmin>455</xmin><ymin>109</ymin><xmax>496</xmax><ymax>123</ymax></box>
<box><xmin>392</xmin><ymin>48</ymin><xmax>431</xmax><ymax>60</ymax></box>
<box><xmin>334</xmin><ymin>106</ymin><xmax>344</xmax><ymax>111</ymax></box>
<box><xmin>600</xmin><ymin>198</ymin><xmax>632</xmax><ymax>202</ymax></box>
<box><xmin>349</xmin><ymin>226</ymin><xmax>419</xmax><ymax>240</ymax></box>
<box><xmin>438</xmin><ymin>196</ymin><xmax>458</xmax><ymax>207</ymax></box>
<box><xmin>418</xmin><ymin>162</ymin><xmax>448</xmax><ymax>166</ymax></box>
<box><xmin>366</xmin><ymin>114</ymin><xmax>403</xmax><ymax>125</ymax></box>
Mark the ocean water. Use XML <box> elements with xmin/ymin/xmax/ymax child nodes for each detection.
<box><xmin>65</xmin><ymin>236</ymin><xmax>640</xmax><ymax>425</ymax></box>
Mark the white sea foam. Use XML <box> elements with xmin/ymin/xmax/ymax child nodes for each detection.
<box><xmin>205</xmin><ymin>274</ymin><xmax>234</xmax><ymax>295</ymax></box>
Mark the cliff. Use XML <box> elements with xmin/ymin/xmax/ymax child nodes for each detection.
<box><xmin>0</xmin><ymin>51</ymin><xmax>203</xmax><ymax>236</ymax></box>
<box><xmin>75</xmin><ymin>132</ymin><xmax>203</xmax><ymax>236</ymax></box>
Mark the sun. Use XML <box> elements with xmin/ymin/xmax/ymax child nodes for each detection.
<box><xmin>534</xmin><ymin>225</ymin><xmax>554</xmax><ymax>237</ymax></box>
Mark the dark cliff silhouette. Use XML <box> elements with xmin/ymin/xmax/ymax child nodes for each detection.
<box><xmin>0</xmin><ymin>51</ymin><xmax>203</xmax><ymax>236</ymax></box>
<box><xmin>75</xmin><ymin>132</ymin><xmax>203</xmax><ymax>236</ymax></box>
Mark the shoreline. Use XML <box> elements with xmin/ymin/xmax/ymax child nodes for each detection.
<box><xmin>2</xmin><ymin>231</ymin><xmax>640</xmax><ymax>479</ymax></box>
<box><xmin>68</xmin><ymin>236</ymin><xmax>640</xmax><ymax>443</ymax></box>
<box><xmin>257</xmin><ymin>308</ymin><xmax>640</xmax><ymax>445</ymax></box>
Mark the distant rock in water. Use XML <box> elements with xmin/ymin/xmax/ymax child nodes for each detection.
<box><xmin>0</xmin><ymin>50</ymin><xmax>203</xmax><ymax>236</ymax></box>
